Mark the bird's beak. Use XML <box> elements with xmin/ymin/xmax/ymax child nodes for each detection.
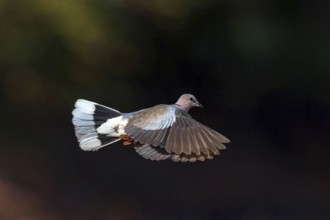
<box><xmin>196</xmin><ymin>102</ymin><xmax>203</xmax><ymax>108</ymax></box>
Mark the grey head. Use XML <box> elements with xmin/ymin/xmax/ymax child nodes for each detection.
<box><xmin>175</xmin><ymin>94</ymin><xmax>203</xmax><ymax>112</ymax></box>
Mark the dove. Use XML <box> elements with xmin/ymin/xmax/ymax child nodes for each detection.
<box><xmin>72</xmin><ymin>94</ymin><xmax>230</xmax><ymax>162</ymax></box>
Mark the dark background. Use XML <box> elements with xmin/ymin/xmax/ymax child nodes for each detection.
<box><xmin>1</xmin><ymin>0</ymin><xmax>330</xmax><ymax>219</ymax></box>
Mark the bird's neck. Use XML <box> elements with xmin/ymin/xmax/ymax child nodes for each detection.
<box><xmin>174</xmin><ymin>103</ymin><xmax>190</xmax><ymax>112</ymax></box>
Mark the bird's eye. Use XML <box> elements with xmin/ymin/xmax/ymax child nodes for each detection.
<box><xmin>190</xmin><ymin>97</ymin><xmax>195</xmax><ymax>102</ymax></box>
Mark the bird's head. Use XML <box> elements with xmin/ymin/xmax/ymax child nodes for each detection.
<box><xmin>175</xmin><ymin>94</ymin><xmax>203</xmax><ymax>111</ymax></box>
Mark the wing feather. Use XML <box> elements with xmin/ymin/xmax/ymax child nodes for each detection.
<box><xmin>134</xmin><ymin>144</ymin><xmax>171</xmax><ymax>161</ymax></box>
<box><xmin>194</xmin><ymin>129</ymin><xmax>209</xmax><ymax>155</ymax></box>
<box><xmin>183</xmin><ymin>128</ymin><xmax>192</xmax><ymax>155</ymax></box>
<box><xmin>126</xmin><ymin>105</ymin><xmax>229</xmax><ymax>162</ymax></box>
<box><xmin>189</xmin><ymin>128</ymin><xmax>201</xmax><ymax>155</ymax></box>
<box><xmin>199</xmin><ymin>127</ymin><xmax>220</xmax><ymax>155</ymax></box>
<box><xmin>125</xmin><ymin>105</ymin><xmax>176</xmax><ymax>146</ymax></box>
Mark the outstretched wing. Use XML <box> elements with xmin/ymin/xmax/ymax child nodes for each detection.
<box><xmin>125</xmin><ymin>105</ymin><xmax>230</xmax><ymax>162</ymax></box>
<box><xmin>124</xmin><ymin>104</ymin><xmax>177</xmax><ymax>148</ymax></box>
<box><xmin>165</xmin><ymin>114</ymin><xmax>229</xmax><ymax>158</ymax></box>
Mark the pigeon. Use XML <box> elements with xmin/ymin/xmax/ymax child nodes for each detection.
<box><xmin>72</xmin><ymin>94</ymin><xmax>230</xmax><ymax>162</ymax></box>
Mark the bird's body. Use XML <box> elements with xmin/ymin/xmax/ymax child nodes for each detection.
<box><xmin>72</xmin><ymin>94</ymin><xmax>230</xmax><ymax>162</ymax></box>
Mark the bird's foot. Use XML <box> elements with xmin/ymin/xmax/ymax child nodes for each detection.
<box><xmin>119</xmin><ymin>134</ymin><xmax>130</xmax><ymax>140</ymax></box>
<box><xmin>120</xmin><ymin>134</ymin><xmax>134</xmax><ymax>146</ymax></box>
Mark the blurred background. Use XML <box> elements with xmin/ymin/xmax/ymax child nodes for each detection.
<box><xmin>1</xmin><ymin>0</ymin><xmax>330</xmax><ymax>219</ymax></box>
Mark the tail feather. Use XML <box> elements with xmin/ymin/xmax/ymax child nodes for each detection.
<box><xmin>72</xmin><ymin>99</ymin><xmax>122</xmax><ymax>151</ymax></box>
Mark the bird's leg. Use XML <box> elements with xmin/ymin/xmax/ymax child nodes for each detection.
<box><xmin>120</xmin><ymin>134</ymin><xmax>134</xmax><ymax>146</ymax></box>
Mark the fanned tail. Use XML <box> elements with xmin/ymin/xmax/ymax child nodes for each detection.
<box><xmin>72</xmin><ymin>99</ymin><xmax>122</xmax><ymax>151</ymax></box>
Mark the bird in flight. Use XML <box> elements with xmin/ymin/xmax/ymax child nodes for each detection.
<box><xmin>72</xmin><ymin>94</ymin><xmax>230</xmax><ymax>162</ymax></box>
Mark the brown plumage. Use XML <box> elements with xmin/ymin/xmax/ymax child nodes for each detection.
<box><xmin>72</xmin><ymin>94</ymin><xmax>230</xmax><ymax>162</ymax></box>
<box><xmin>125</xmin><ymin>94</ymin><xmax>230</xmax><ymax>162</ymax></box>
